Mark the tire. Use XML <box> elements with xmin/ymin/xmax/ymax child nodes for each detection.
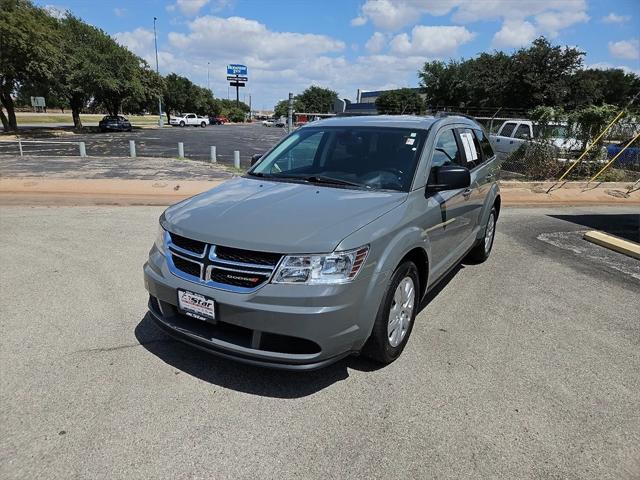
<box><xmin>179</xmin><ymin>121</ymin><xmax>185</xmax><ymax>127</ymax></box>
<box><xmin>362</xmin><ymin>261</ymin><xmax>419</xmax><ymax>364</ymax></box>
<box><xmin>466</xmin><ymin>207</ymin><xmax>497</xmax><ymax>263</ymax></box>
<box><xmin>200</xmin><ymin>121</ymin><xmax>206</xmax><ymax>128</ymax></box>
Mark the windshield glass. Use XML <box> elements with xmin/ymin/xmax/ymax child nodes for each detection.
<box><xmin>250</xmin><ymin>127</ymin><xmax>427</xmax><ymax>191</ymax></box>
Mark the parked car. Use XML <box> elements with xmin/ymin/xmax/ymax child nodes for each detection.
<box><xmin>209</xmin><ymin>115</ymin><xmax>228</xmax><ymax>125</ymax></box>
<box><xmin>490</xmin><ymin>119</ymin><xmax>581</xmax><ymax>159</ymax></box>
<box><xmin>98</xmin><ymin>115</ymin><xmax>132</xmax><ymax>132</ymax></box>
<box><xmin>606</xmin><ymin>136</ymin><xmax>640</xmax><ymax>167</ymax></box>
<box><xmin>144</xmin><ymin>115</ymin><xmax>500</xmax><ymax>370</ymax></box>
<box><xmin>170</xmin><ymin>113</ymin><xmax>208</xmax><ymax>127</ymax></box>
<box><xmin>262</xmin><ymin>119</ymin><xmax>275</xmax><ymax>127</ymax></box>
<box><xmin>274</xmin><ymin>117</ymin><xmax>286</xmax><ymax>128</ymax></box>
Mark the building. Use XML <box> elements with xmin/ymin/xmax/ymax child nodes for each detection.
<box><xmin>334</xmin><ymin>88</ymin><xmax>424</xmax><ymax>116</ymax></box>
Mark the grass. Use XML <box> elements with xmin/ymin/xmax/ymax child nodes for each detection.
<box><xmin>14</xmin><ymin>113</ymin><xmax>161</xmax><ymax>125</ymax></box>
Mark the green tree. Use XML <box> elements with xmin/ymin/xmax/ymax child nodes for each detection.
<box><xmin>273</xmin><ymin>97</ymin><xmax>304</xmax><ymax>118</ymax></box>
<box><xmin>0</xmin><ymin>0</ymin><xmax>62</xmax><ymax>131</ymax></box>
<box><xmin>297</xmin><ymin>86</ymin><xmax>338</xmax><ymax>113</ymax></box>
<box><xmin>375</xmin><ymin>88</ymin><xmax>424</xmax><ymax>114</ymax></box>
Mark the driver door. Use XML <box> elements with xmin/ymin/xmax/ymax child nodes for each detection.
<box><xmin>422</xmin><ymin>127</ymin><xmax>476</xmax><ymax>280</ymax></box>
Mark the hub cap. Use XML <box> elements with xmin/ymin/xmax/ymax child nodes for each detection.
<box><xmin>387</xmin><ymin>277</ymin><xmax>415</xmax><ymax>347</ymax></box>
<box><xmin>485</xmin><ymin>213</ymin><xmax>495</xmax><ymax>254</ymax></box>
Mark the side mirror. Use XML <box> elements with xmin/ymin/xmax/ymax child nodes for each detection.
<box><xmin>250</xmin><ymin>153</ymin><xmax>263</xmax><ymax>166</ymax></box>
<box><xmin>427</xmin><ymin>165</ymin><xmax>470</xmax><ymax>192</ymax></box>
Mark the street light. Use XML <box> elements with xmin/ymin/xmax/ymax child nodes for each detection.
<box><xmin>153</xmin><ymin>16</ymin><xmax>164</xmax><ymax>128</ymax></box>
<box><xmin>207</xmin><ymin>62</ymin><xmax>210</xmax><ymax>93</ymax></box>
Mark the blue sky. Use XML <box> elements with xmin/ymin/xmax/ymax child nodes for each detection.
<box><xmin>38</xmin><ymin>0</ymin><xmax>640</xmax><ymax>111</ymax></box>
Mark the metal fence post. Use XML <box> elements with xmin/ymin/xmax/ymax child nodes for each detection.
<box><xmin>234</xmin><ymin>150</ymin><xmax>240</xmax><ymax>169</ymax></box>
<box><xmin>210</xmin><ymin>146</ymin><xmax>217</xmax><ymax>163</ymax></box>
<box><xmin>79</xmin><ymin>142</ymin><xmax>86</xmax><ymax>157</ymax></box>
<box><xmin>129</xmin><ymin>140</ymin><xmax>136</xmax><ymax>158</ymax></box>
<box><xmin>178</xmin><ymin>142</ymin><xmax>185</xmax><ymax>158</ymax></box>
<box><xmin>18</xmin><ymin>139</ymin><xmax>23</xmax><ymax>157</ymax></box>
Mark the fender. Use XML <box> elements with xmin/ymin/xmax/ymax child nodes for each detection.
<box><xmin>476</xmin><ymin>182</ymin><xmax>501</xmax><ymax>240</ymax></box>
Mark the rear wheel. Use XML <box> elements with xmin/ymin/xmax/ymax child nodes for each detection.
<box><xmin>200</xmin><ymin>121</ymin><xmax>206</xmax><ymax>128</ymax></box>
<box><xmin>466</xmin><ymin>207</ymin><xmax>497</xmax><ymax>263</ymax></box>
<box><xmin>179</xmin><ymin>121</ymin><xmax>185</xmax><ymax>127</ymax></box>
<box><xmin>362</xmin><ymin>261</ymin><xmax>419</xmax><ymax>364</ymax></box>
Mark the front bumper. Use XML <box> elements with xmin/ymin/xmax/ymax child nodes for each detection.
<box><xmin>143</xmin><ymin>246</ymin><xmax>389</xmax><ymax>370</ymax></box>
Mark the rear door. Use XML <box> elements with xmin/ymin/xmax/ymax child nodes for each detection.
<box><xmin>186</xmin><ymin>114</ymin><xmax>197</xmax><ymax>125</ymax></box>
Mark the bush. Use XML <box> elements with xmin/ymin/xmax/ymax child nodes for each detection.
<box><xmin>227</xmin><ymin>108</ymin><xmax>246</xmax><ymax>123</ymax></box>
<box><xmin>502</xmin><ymin>142</ymin><xmax>563</xmax><ymax>180</ymax></box>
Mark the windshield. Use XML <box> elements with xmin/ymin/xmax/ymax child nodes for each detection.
<box><xmin>249</xmin><ymin>126</ymin><xmax>427</xmax><ymax>192</ymax></box>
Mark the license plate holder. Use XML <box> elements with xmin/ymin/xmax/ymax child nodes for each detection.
<box><xmin>177</xmin><ymin>289</ymin><xmax>216</xmax><ymax>322</ymax></box>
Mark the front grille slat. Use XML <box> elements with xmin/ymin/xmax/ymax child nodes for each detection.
<box><xmin>166</xmin><ymin>232</ymin><xmax>281</xmax><ymax>292</ymax></box>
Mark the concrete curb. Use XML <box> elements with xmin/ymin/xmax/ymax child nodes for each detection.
<box><xmin>583</xmin><ymin>231</ymin><xmax>640</xmax><ymax>260</ymax></box>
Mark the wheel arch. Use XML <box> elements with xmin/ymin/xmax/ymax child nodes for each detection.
<box><xmin>398</xmin><ymin>247</ymin><xmax>429</xmax><ymax>300</ymax></box>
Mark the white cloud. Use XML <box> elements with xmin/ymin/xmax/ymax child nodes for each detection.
<box><xmin>492</xmin><ymin>20</ymin><xmax>537</xmax><ymax>48</ymax></box>
<box><xmin>167</xmin><ymin>0</ymin><xmax>210</xmax><ymax>16</ymax></box>
<box><xmin>608</xmin><ymin>39</ymin><xmax>640</xmax><ymax>60</ymax></box>
<box><xmin>350</xmin><ymin>16</ymin><xmax>367</xmax><ymax>26</ymax></box>
<box><xmin>113</xmin><ymin>7</ymin><xmax>126</xmax><ymax>17</ymax></box>
<box><xmin>390</xmin><ymin>25</ymin><xmax>475</xmax><ymax>56</ymax></box>
<box><xmin>602</xmin><ymin>12</ymin><xmax>631</xmax><ymax>24</ymax></box>
<box><xmin>365</xmin><ymin>32</ymin><xmax>386</xmax><ymax>53</ymax></box>
<box><xmin>535</xmin><ymin>10</ymin><xmax>589</xmax><ymax>37</ymax></box>
<box><xmin>44</xmin><ymin>4</ymin><xmax>67</xmax><ymax>19</ymax></box>
<box><xmin>114</xmin><ymin>28</ymin><xmax>156</xmax><ymax>56</ymax></box>
<box><xmin>354</xmin><ymin>0</ymin><xmax>454</xmax><ymax>31</ymax></box>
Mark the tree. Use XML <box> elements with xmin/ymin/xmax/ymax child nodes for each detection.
<box><xmin>297</xmin><ymin>86</ymin><xmax>338</xmax><ymax>113</ymax></box>
<box><xmin>0</xmin><ymin>0</ymin><xmax>62</xmax><ymax>131</ymax></box>
<box><xmin>273</xmin><ymin>97</ymin><xmax>304</xmax><ymax>118</ymax></box>
<box><xmin>375</xmin><ymin>88</ymin><xmax>424</xmax><ymax>114</ymax></box>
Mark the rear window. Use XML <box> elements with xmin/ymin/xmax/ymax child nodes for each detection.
<box><xmin>499</xmin><ymin>122</ymin><xmax>517</xmax><ymax>137</ymax></box>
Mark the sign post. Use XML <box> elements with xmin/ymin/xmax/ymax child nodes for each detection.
<box><xmin>227</xmin><ymin>64</ymin><xmax>248</xmax><ymax>108</ymax></box>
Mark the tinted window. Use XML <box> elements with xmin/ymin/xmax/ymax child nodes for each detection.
<box><xmin>457</xmin><ymin>128</ymin><xmax>482</xmax><ymax>168</ymax></box>
<box><xmin>499</xmin><ymin>122</ymin><xmax>517</xmax><ymax>137</ymax></box>
<box><xmin>251</xmin><ymin>127</ymin><xmax>427</xmax><ymax>192</ymax></box>
<box><xmin>514</xmin><ymin>124</ymin><xmax>531</xmax><ymax>139</ymax></box>
<box><xmin>431</xmin><ymin>129</ymin><xmax>461</xmax><ymax>170</ymax></box>
<box><xmin>473</xmin><ymin>129</ymin><xmax>495</xmax><ymax>161</ymax></box>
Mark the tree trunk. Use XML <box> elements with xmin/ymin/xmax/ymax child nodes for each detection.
<box><xmin>0</xmin><ymin>107</ymin><xmax>8</xmax><ymax>131</ymax></box>
<box><xmin>0</xmin><ymin>91</ymin><xmax>18</xmax><ymax>131</ymax></box>
<box><xmin>71</xmin><ymin>107</ymin><xmax>83</xmax><ymax>130</ymax></box>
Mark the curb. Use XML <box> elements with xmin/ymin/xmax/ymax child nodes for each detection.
<box><xmin>583</xmin><ymin>231</ymin><xmax>640</xmax><ymax>260</ymax></box>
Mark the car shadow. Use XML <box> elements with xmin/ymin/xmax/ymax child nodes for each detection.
<box><xmin>549</xmin><ymin>213</ymin><xmax>639</xmax><ymax>243</ymax></box>
<box><xmin>134</xmin><ymin>313</ymin><xmax>384</xmax><ymax>399</ymax></box>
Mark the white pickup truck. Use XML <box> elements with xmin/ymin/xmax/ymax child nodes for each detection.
<box><xmin>489</xmin><ymin>120</ymin><xmax>581</xmax><ymax>158</ymax></box>
<box><xmin>169</xmin><ymin>113</ymin><xmax>208</xmax><ymax>127</ymax></box>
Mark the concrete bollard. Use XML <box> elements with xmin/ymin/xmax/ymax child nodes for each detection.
<box><xmin>210</xmin><ymin>146</ymin><xmax>217</xmax><ymax>163</ymax></box>
<box><xmin>18</xmin><ymin>139</ymin><xmax>23</xmax><ymax>157</ymax></box>
<box><xmin>129</xmin><ymin>140</ymin><xmax>136</xmax><ymax>158</ymax></box>
<box><xmin>234</xmin><ymin>150</ymin><xmax>240</xmax><ymax>169</ymax></box>
<box><xmin>178</xmin><ymin>142</ymin><xmax>184</xmax><ymax>158</ymax></box>
<box><xmin>79</xmin><ymin>141</ymin><xmax>86</xmax><ymax>157</ymax></box>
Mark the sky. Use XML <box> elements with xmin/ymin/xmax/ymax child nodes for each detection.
<box><xmin>37</xmin><ymin>0</ymin><xmax>640</xmax><ymax>111</ymax></box>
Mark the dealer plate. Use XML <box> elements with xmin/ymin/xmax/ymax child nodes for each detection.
<box><xmin>177</xmin><ymin>289</ymin><xmax>216</xmax><ymax>322</ymax></box>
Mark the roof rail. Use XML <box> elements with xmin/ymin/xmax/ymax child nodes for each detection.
<box><xmin>434</xmin><ymin>111</ymin><xmax>477</xmax><ymax>121</ymax></box>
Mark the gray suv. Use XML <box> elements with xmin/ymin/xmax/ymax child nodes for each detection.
<box><xmin>143</xmin><ymin>115</ymin><xmax>500</xmax><ymax>370</ymax></box>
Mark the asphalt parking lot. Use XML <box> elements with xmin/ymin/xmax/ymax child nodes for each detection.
<box><xmin>1</xmin><ymin>205</ymin><xmax>638</xmax><ymax>479</ymax></box>
<box><xmin>0</xmin><ymin>123</ymin><xmax>285</xmax><ymax>167</ymax></box>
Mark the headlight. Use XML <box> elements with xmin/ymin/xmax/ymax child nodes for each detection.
<box><xmin>155</xmin><ymin>224</ymin><xmax>166</xmax><ymax>252</ymax></box>
<box><xmin>272</xmin><ymin>246</ymin><xmax>369</xmax><ymax>285</ymax></box>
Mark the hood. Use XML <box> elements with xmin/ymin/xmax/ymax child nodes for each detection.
<box><xmin>162</xmin><ymin>176</ymin><xmax>406</xmax><ymax>253</ymax></box>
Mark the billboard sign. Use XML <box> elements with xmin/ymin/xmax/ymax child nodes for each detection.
<box><xmin>227</xmin><ymin>64</ymin><xmax>248</xmax><ymax>77</ymax></box>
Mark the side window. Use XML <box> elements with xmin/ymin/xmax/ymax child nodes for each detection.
<box><xmin>514</xmin><ymin>124</ymin><xmax>531</xmax><ymax>139</ymax></box>
<box><xmin>430</xmin><ymin>129</ymin><xmax>461</xmax><ymax>177</ymax></box>
<box><xmin>187</xmin><ymin>114</ymin><xmax>195</xmax><ymax>119</ymax></box>
<box><xmin>499</xmin><ymin>122</ymin><xmax>517</xmax><ymax>137</ymax></box>
<box><xmin>473</xmin><ymin>129</ymin><xmax>495</xmax><ymax>160</ymax></box>
<box><xmin>457</xmin><ymin>128</ymin><xmax>482</xmax><ymax>168</ymax></box>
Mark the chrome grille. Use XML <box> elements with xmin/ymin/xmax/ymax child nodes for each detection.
<box><xmin>165</xmin><ymin>231</ymin><xmax>282</xmax><ymax>292</ymax></box>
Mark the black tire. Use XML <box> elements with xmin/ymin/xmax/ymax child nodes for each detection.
<box><xmin>179</xmin><ymin>121</ymin><xmax>185</xmax><ymax>127</ymax></box>
<box><xmin>466</xmin><ymin>207</ymin><xmax>497</xmax><ymax>263</ymax></box>
<box><xmin>200</xmin><ymin>121</ymin><xmax>206</xmax><ymax>128</ymax></box>
<box><xmin>362</xmin><ymin>261</ymin><xmax>420</xmax><ymax>364</ymax></box>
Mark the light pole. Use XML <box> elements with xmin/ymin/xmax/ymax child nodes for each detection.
<box><xmin>207</xmin><ymin>62</ymin><xmax>210</xmax><ymax>94</ymax></box>
<box><xmin>153</xmin><ymin>17</ymin><xmax>164</xmax><ymax>127</ymax></box>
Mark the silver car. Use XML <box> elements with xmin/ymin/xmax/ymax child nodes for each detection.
<box><xmin>143</xmin><ymin>115</ymin><xmax>500</xmax><ymax>370</ymax></box>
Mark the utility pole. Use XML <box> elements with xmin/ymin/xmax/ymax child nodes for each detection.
<box><xmin>249</xmin><ymin>94</ymin><xmax>252</xmax><ymax>121</ymax></box>
<box><xmin>207</xmin><ymin>62</ymin><xmax>210</xmax><ymax>93</ymax></box>
<box><xmin>287</xmin><ymin>92</ymin><xmax>293</xmax><ymax>133</ymax></box>
<box><xmin>153</xmin><ymin>17</ymin><xmax>163</xmax><ymax>127</ymax></box>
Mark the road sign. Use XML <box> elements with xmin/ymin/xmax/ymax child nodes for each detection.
<box><xmin>227</xmin><ymin>76</ymin><xmax>248</xmax><ymax>81</ymax></box>
<box><xmin>229</xmin><ymin>82</ymin><xmax>246</xmax><ymax>87</ymax></box>
<box><xmin>30</xmin><ymin>96</ymin><xmax>46</xmax><ymax>108</ymax></box>
<box><xmin>227</xmin><ymin>64</ymin><xmax>248</xmax><ymax>77</ymax></box>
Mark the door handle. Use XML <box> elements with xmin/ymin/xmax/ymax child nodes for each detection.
<box><xmin>462</xmin><ymin>188</ymin><xmax>472</xmax><ymax>198</ymax></box>
<box><xmin>486</xmin><ymin>173</ymin><xmax>494</xmax><ymax>179</ymax></box>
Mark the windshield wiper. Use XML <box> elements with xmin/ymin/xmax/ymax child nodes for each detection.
<box><xmin>297</xmin><ymin>175</ymin><xmax>369</xmax><ymax>188</ymax></box>
<box><xmin>247</xmin><ymin>171</ymin><xmax>271</xmax><ymax>178</ymax></box>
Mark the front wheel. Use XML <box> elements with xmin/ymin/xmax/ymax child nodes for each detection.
<box><xmin>179</xmin><ymin>121</ymin><xmax>185</xmax><ymax>127</ymax></box>
<box><xmin>200</xmin><ymin>121</ymin><xmax>206</xmax><ymax>128</ymax></box>
<box><xmin>362</xmin><ymin>261</ymin><xmax>419</xmax><ymax>364</ymax></box>
<box><xmin>466</xmin><ymin>207</ymin><xmax>497</xmax><ymax>263</ymax></box>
